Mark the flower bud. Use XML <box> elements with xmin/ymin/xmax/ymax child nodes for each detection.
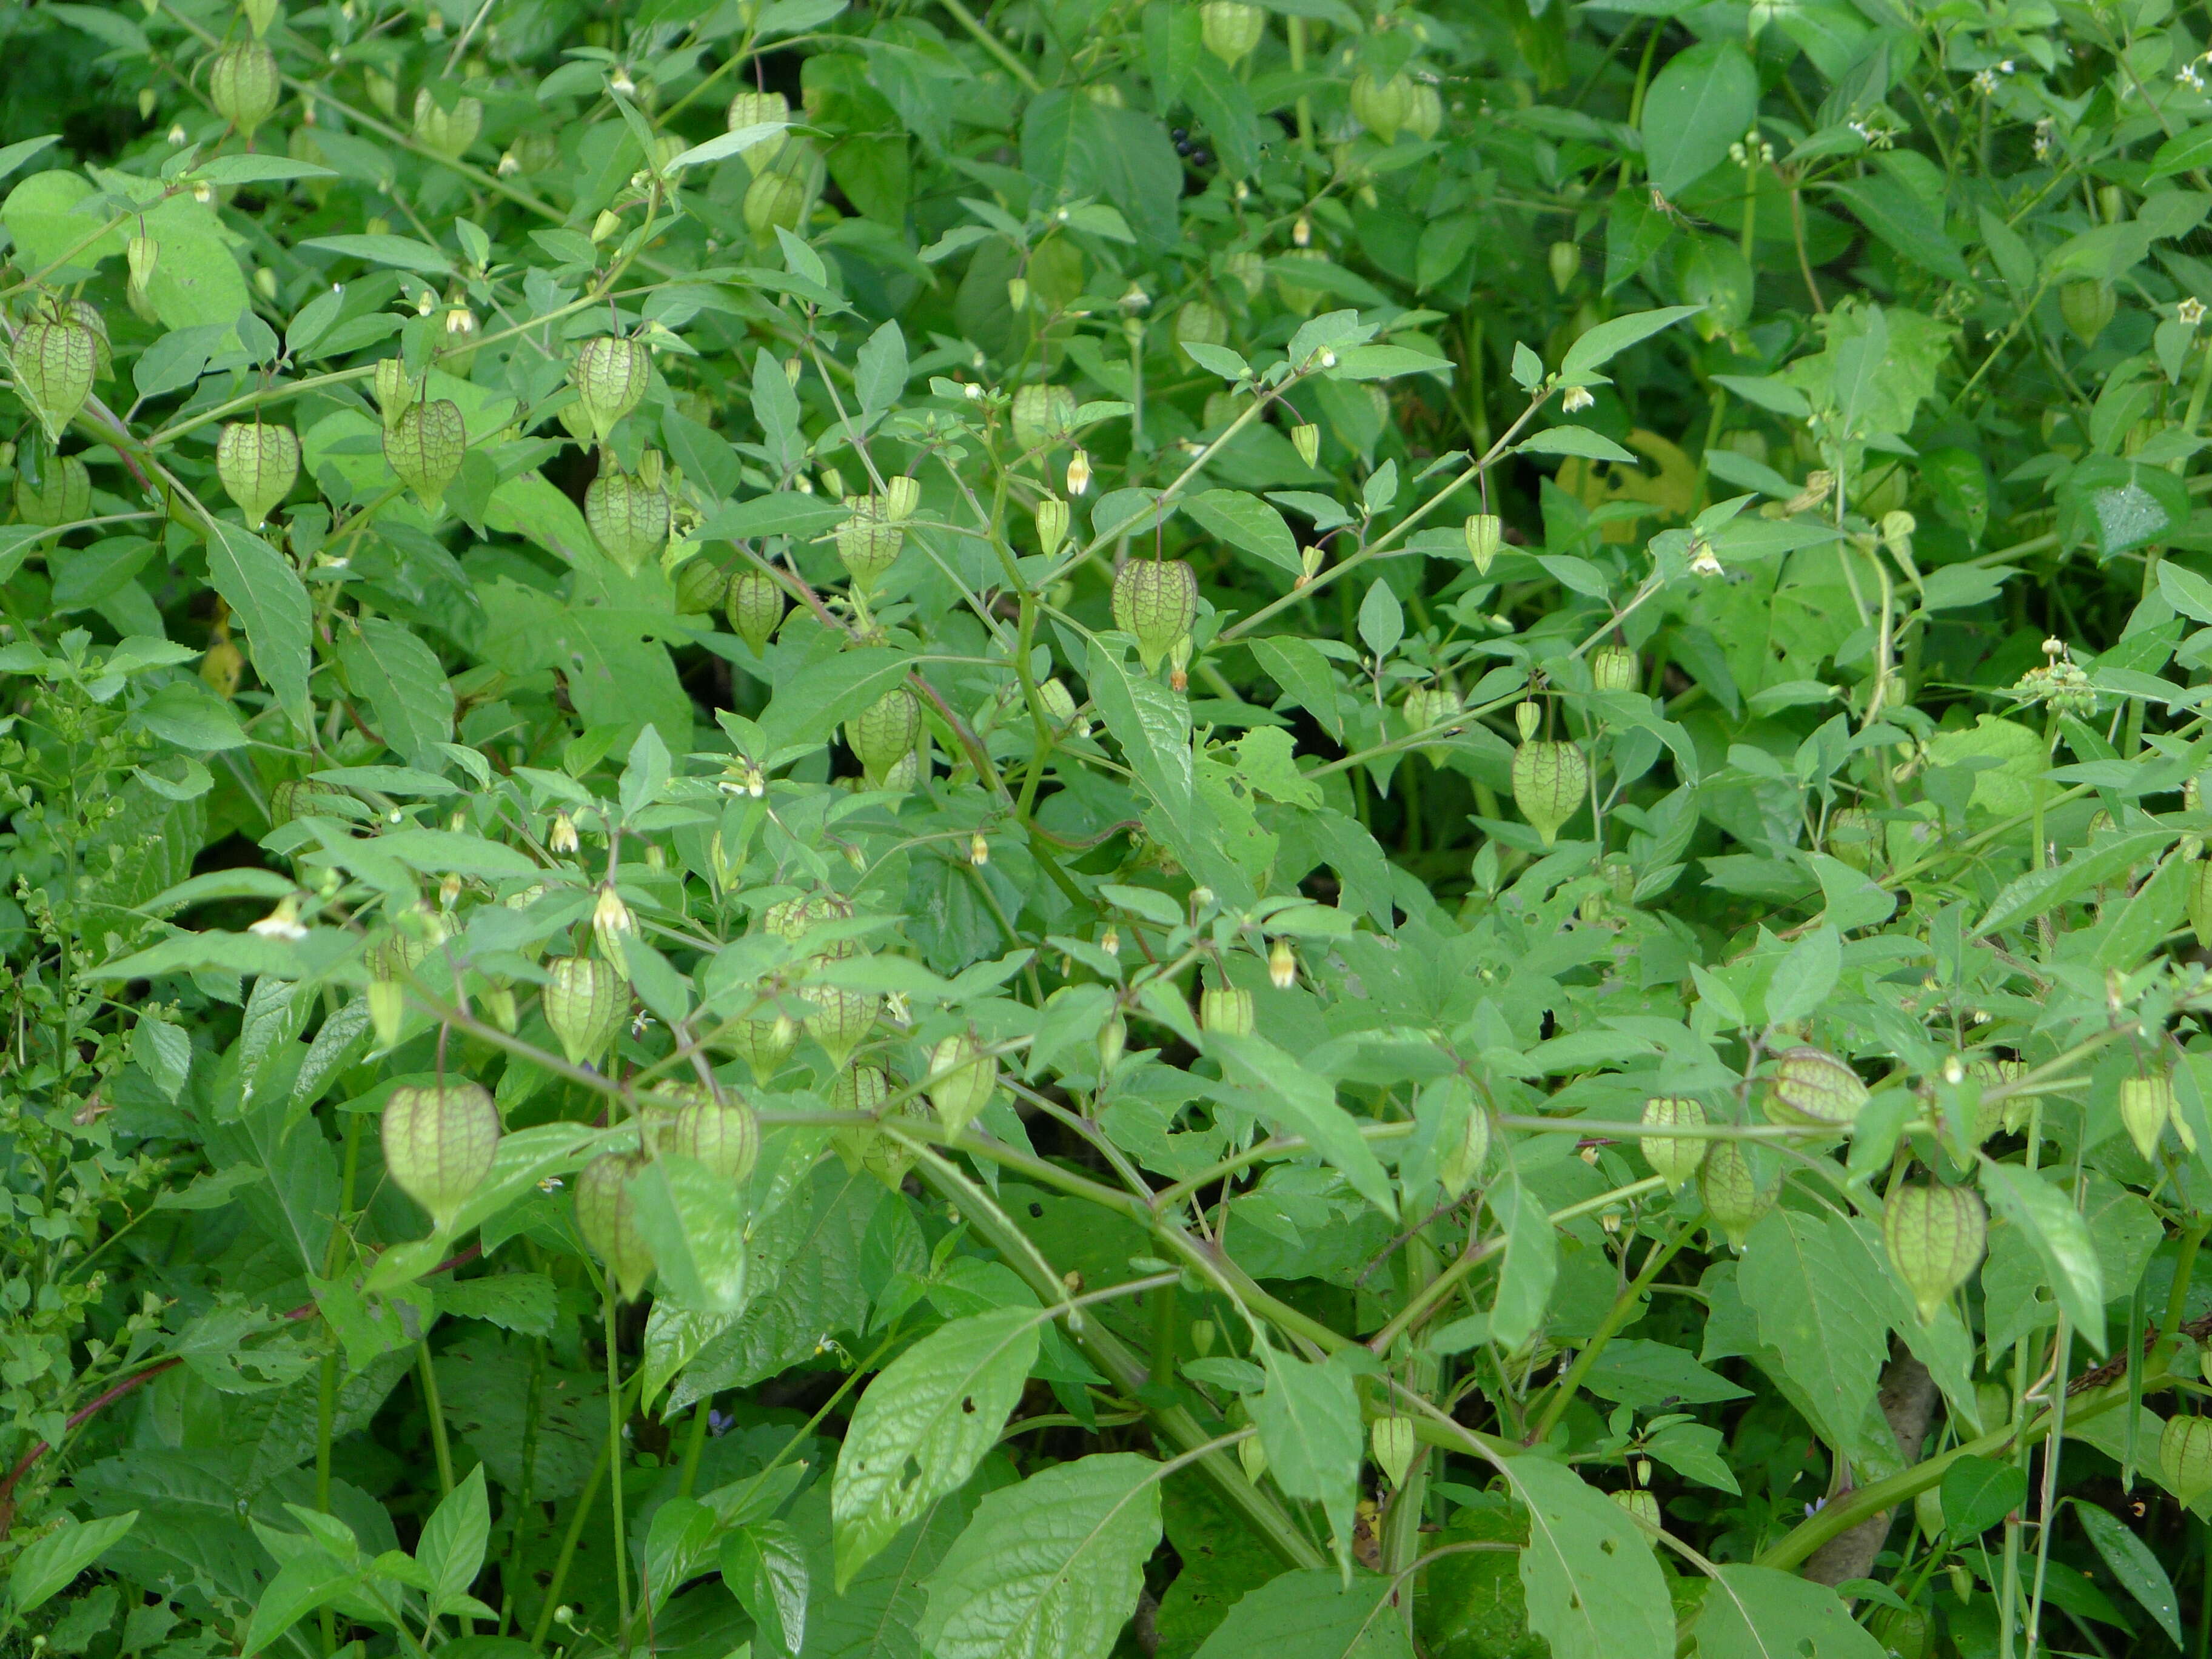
<box><xmin>877</xmin><ymin>474</ymin><xmax>921</xmax><ymax>523</ymax></box>
<box><xmin>216</xmin><ymin>421</ymin><xmax>299</xmax><ymax>529</ymax></box>
<box><xmin>1698</xmin><ymin>1141</ymin><xmax>1777</xmax><ymax>1247</ymax></box>
<box><xmin>725</xmin><ymin>90</ymin><xmax>790</xmax><ymax>168</ymax></box>
<box><xmin>11</xmin><ymin>317</ymin><xmax>97</xmax><ymax>441</ymax></box>
<box><xmin>209</xmin><ymin>41</ymin><xmax>281</xmax><ymax>139</ymax></box>
<box><xmin>1200</xmin><ymin>984</ymin><xmax>1255</xmax><ymax>1038</ymax></box>
<box><xmin>412</xmin><ymin>89</ymin><xmax>484</xmax><ymax>159</ymax></box>
<box><xmin>1880</xmin><ymin>510</ymin><xmax>1917</xmax><ymax>561</ymax></box>
<box><xmin>1512</xmin><ymin>740</ymin><xmax>1588</xmax><ymax>845</ymax></box>
<box><xmin>847</xmin><ymin>685</ymin><xmax>921</xmax><ymax>784</ymax></box>
<box><xmin>744</xmin><ymin>169</ymin><xmax>808</xmax><ymax>238</ymax></box>
<box><xmin>1111</xmin><ymin>558</ymin><xmax>1199</xmax><ymax>672</ymax></box>
<box><xmin>1065</xmin><ymin>449</ymin><xmax>1091</xmax><ymax>496</ymax></box>
<box><xmin>1240</xmin><ymin>1432</ymin><xmax>1268</xmax><ymax>1483</ymax></box>
<box><xmin>384</xmin><ymin>398</ymin><xmax>466</xmax><ymax>509</ymax></box>
<box><xmin>1291</xmin><ymin>422</ymin><xmax>1321</xmax><ymax>468</ymax></box>
<box><xmin>373</xmin><ymin>357</ymin><xmax>417</xmax><ymax>431</ymax></box>
<box><xmin>1639</xmin><ymin>1096</ymin><xmax>1708</xmax><ymax>1188</ymax></box>
<box><xmin>1268</xmin><ymin>937</ymin><xmax>1296</xmax><ymax>990</ymax></box>
<box><xmin>1370</xmin><ymin>1417</ymin><xmax>1416</xmax><ymax>1487</ymax></box>
<box><xmin>242</xmin><ymin>0</ymin><xmax>281</xmax><ymax>36</ymax></box>
<box><xmin>574</xmin><ymin>1152</ymin><xmax>654</xmax><ymax>1299</ymax></box>
<box><xmin>1883</xmin><ymin>1182</ymin><xmax>1988</xmax><ymax>1322</ymax></box>
<box><xmin>1766</xmin><ymin>1047</ymin><xmax>1869</xmax><ymax>1128</ymax></box>
<box><xmin>368</xmin><ymin>979</ymin><xmax>406</xmax><ymax>1048</ymax></box>
<box><xmin>1011</xmin><ymin>384</ymin><xmax>1078</xmax><ymax>454</ymax></box>
<box><xmin>1199</xmin><ymin>0</ymin><xmax>1265</xmax><ymax>63</ymax></box>
<box><xmin>381</xmin><ymin>1081</ymin><xmax>500</xmax><ymax>1232</ymax></box>
<box><xmin>835</xmin><ymin>497</ymin><xmax>905</xmax><ymax>589</ymax></box>
<box><xmin>591</xmin><ymin>884</ymin><xmax>635</xmax><ymax>965</ymax></box>
<box><xmin>2163</xmin><ymin>1415</ymin><xmax>2212</xmax><ymax>1505</ymax></box>
<box><xmin>1590</xmin><ymin>643</ymin><xmax>1638</xmax><ymax>694</ymax></box>
<box><xmin>1464</xmin><ymin>513</ymin><xmax>1503</xmax><ymax>573</ymax></box>
<box><xmin>13</xmin><ymin>454</ymin><xmax>90</xmax><ymax>528</ymax></box>
<box><xmin>928</xmin><ymin>1033</ymin><xmax>997</xmax><ymax>1136</ymax></box>
<box><xmin>585</xmin><ymin>468</ymin><xmax>671</xmax><ymax>574</ymax></box>
<box><xmin>1349</xmin><ymin>70</ymin><xmax>1416</xmax><ymax>144</ymax></box>
<box><xmin>1549</xmin><ymin>241</ymin><xmax>1580</xmax><ymax>293</ymax></box>
<box><xmin>665</xmin><ymin>1094</ymin><xmax>761</xmax><ymax>1185</ymax></box>
<box><xmin>1035</xmin><ymin>494</ymin><xmax>1071</xmax><ymax>559</ymax></box>
<box><xmin>1097</xmin><ymin>1011</ymin><xmax>1127</xmax><ymax>1074</ymax></box>
<box><xmin>726</xmin><ymin>568</ymin><xmax>785</xmax><ymax>650</ymax></box>
<box><xmin>544</xmin><ymin>956</ymin><xmax>628</xmax><ymax>1066</ymax></box>
<box><xmin>2120</xmin><ymin>1074</ymin><xmax>2177</xmax><ymax>1161</ymax></box>
<box><xmin>1513</xmin><ymin>701</ymin><xmax>1541</xmax><ymax>743</ymax></box>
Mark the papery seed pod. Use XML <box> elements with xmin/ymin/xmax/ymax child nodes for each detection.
<box><xmin>2165</xmin><ymin>1415</ymin><xmax>2212</xmax><ymax>1505</ymax></box>
<box><xmin>1097</xmin><ymin>1011</ymin><xmax>1128</xmax><ymax>1075</ymax></box>
<box><xmin>833</xmin><ymin>1061</ymin><xmax>922</xmax><ymax>1187</ymax></box>
<box><xmin>1221</xmin><ymin>249</ymin><xmax>1265</xmax><ymax>298</ymax></box>
<box><xmin>1549</xmin><ymin>242</ymin><xmax>1580</xmax><ymax>294</ymax></box>
<box><xmin>412</xmin><ymin>89</ymin><xmax>484</xmax><ymax>159</ymax></box>
<box><xmin>846</xmin><ymin>686</ymin><xmax>921</xmax><ymax>783</ymax></box>
<box><xmin>1965</xmin><ymin>1057</ymin><xmax>2023</xmax><ymax>1142</ymax></box>
<box><xmin>1913</xmin><ymin>1486</ymin><xmax>1946</xmax><ymax>1541</ymax></box>
<box><xmin>1464</xmin><ymin>513</ymin><xmax>1503</xmax><ymax>574</ymax></box>
<box><xmin>1512</xmin><ymin>740</ymin><xmax>1588</xmax><ymax>846</ymax></box>
<box><xmin>1404</xmin><ymin>82</ymin><xmax>1443</xmax><ymax>142</ymax></box>
<box><xmin>1349</xmin><ymin>71</ymin><xmax>1416</xmax><ymax>144</ymax></box>
<box><xmin>209</xmin><ymin>41</ymin><xmax>281</xmax><ymax>138</ymax></box>
<box><xmin>1201</xmin><ymin>984</ymin><xmax>1255</xmax><ymax>1038</ymax></box>
<box><xmin>1767</xmin><ymin>1046</ymin><xmax>1869</xmax><ymax>1127</ymax></box>
<box><xmin>385</xmin><ymin>398</ymin><xmax>466</xmax><ymax>508</ymax></box>
<box><xmin>62</xmin><ymin>300</ymin><xmax>111</xmax><ymax>383</ymax></box>
<box><xmin>1612</xmin><ymin>1490</ymin><xmax>1661</xmax><ymax>1527</ymax></box>
<box><xmin>1699</xmin><ymin>1140</ymin><xmax>1777</xmax><ymax>1247</ymax></box>
<box><xmin>366</xmin><ymin>922</ymin><xmax>440</xmax><ymax>985</ymax></box>
<box><xmin>267</xmin><ymin>775</ymin><xmax>349</xmax><ymax>828</ymax></box>
<box><xmin>1199</xmin><ymin>0</ymin><xmax>1264</xmax><ymax>62</ymax></box>
<box><xmin>1011</xmin><ymin>384</ymin><xmax>1078</xmax><ymax>454</ymax></box>
<box><xmin>1275</xmin><ymin>247</ymin><xmax>1327</xmax><ymax>315</ymax></box>
<box><xmin>1514</xmin><ymin>702</ymin><xmax>1541</xmax><ymax>742</ymax></box>
<box><xmin>1175</xmin><ymin>301</ymin><xmax>1229</xmax><ymax>349</ymax></box>
<box><xmin>381</xmin><ymin>1081</ymin><xmax>500</xmax><ymax>1232</ymax></box>
<box><xmin>1591</xmin><ymin>644</ymin><xmax>1639</xmax><ymax>694</ymax></box>
<box><xmin>879</xmin><ymin>475</ymin><xmax>921</xmax><ymax>522</ymax></box>
<box><xmin>374</xmin><ymin>357</ymin><xmax>416</xmax><ymax>431</ymax></box>
<box><xmin>544</xmin><ymin>955</ymin><xmax>628</xmax><ymax>1067</ymax></box>
<box><xmin>2121</xmin><ymin>1074</ymin><xmax>2177</xmax><ymax>1161</ymax></box>
<box><xmin>1239</xmin><ymin>1432</ymin><xmax>1268</xmax><ymax>1483</ymax></box>
<box><xmin>718</xmin><ymin>1011</ymin><xmax>800</xmax><ymax>1082</ymax></box>
<box><xmin>215</xmin><ymin>422</ymin><xmax>299</xmax><ymax>529</ymax></box>
<box><xmin>1111</xmin><ymin>558</ymin><xmax>1199</xmax><ymax>672</ymax></box>
<box><xmin>674</xmin><ymin>555</ymin><xmax>731</xmax><ymax>615</ymax></box>
<box><xmin>1828</xmin><ymin>807</ymin><xmax>1878</xmax><ymax>872</ymax></box>
<box><xmin>367</xmin><ymin>979</ymin><xmax>406</xmax><ymax>1049</ymax></box>
<box><xmin>665</xmin><ymin>1094</ymin><xmax>762</xmax><ymax>1185</ymax></box>
<box><xmin>1401</xmin><ymin>685</ymin><xmax>1462</xmax><ymax>755</ymax></box>
<box><xmin>1038</xmin><ymin>677</ymin><xmax>1080</xmax><ymax>729</ymax></box>
<box><xmin>835</xmin><ymin>498</ymin><xmax>905</xmax><ymax>589</ymax></box>
<box><xmin>928</xmin><ymin>1033</ymin><xmax>996</xmax><ymax>1136</ymax></box>
<box><xmin>1639</xmin><ymin>1096</ymin><xmax>1709</xmax><ymax>1188</ymax></box>
<box><xmin>1035</xmin><ymin>494</ymin><xmax>1070</xmax><ymax>558</ymax></box>
<box><xmin>744</xmin><ymin>169</ymin><xmax>807</xmax><ymax>238</ymax></box>
<box><xmin>12</xmin><ymin>318</ymin><xmax>96</xmax><ymax>441</ymax></box>
<box><xmin>802</xmin><ymin>977</ymin><xmax>880</xmax><ymax>1068</ymax></box>
<box><xmin>725</xmin><ymin>569</ymin><xmax>785</xmax><ymax>650</ymax></box>
<box><xmin>2191</xmin><ymin>858</ymin><xmax>2212</xmax><ymax>951</ymax></box>
<box><xmin>572</xmin><ymin>338</ymin><xmax>649</xmax><ymax>447</ymax></box>
<box><xmin>1370</xmin><ymin>1418</ymin><xmax>1416</xmax><ymax>1487</ymax></box>
<box><xmin>725</xmin><ymin>90</ymin><xmax>790</xmax><ymax>168</ymax></box>
<box><xmin>2059</xmin><ymin>280</ymin><xmax>2116</xmax><ymax>347</ymax></box>
<box><xmin>1291</xmin><ymin>422</ymin><xmax>1321</xmax><ymax>468</ymax></box>
<box><xmin>1883</xmin><ymin>1182</ymin><xmax>1987</xmax><ymax>1322</ymax></box>
<box><xmin>574</xmin><ymin>1151</ymin><xmax>654</xmax><ymax>1299</ymax></box>
<box><xmin>13</xmin><ymin>454</ymin><xmax>89</xmax><ymax>528</ymax></box>
<box><xmin>585</xmin><ymin>469</ymin><xmax>671</xmax><ymax>574</ymax></box>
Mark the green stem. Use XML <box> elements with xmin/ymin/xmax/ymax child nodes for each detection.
<box><xmin>1524</xmin><ymin>1224</ymin><xmax>1690</xmax><ymax>1446</ymax></box>
<box><xmin>603</xmin><ymin>1289</ymin><xmax>632</xmax><ymax>1653</ymax></box>
<box><xmin>418</xmin><ymin>1339</ymin><xmax>456</xmax><ymax>1498</ymax></box>
<box><xmin>677</xmin><ymin>1400</ymin><xmax>712</xmax><ymax>1500</ymax></box>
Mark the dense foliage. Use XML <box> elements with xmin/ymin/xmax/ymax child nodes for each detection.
<box><xmin>23</xmin><ymin>0</ymin><xmax>2212</xmax><ymax>1654</ymax></box>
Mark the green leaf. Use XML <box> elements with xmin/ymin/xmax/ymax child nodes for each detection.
<box><xmin>1248</xmin><ymin>635</ymin><xmax>1344</xmax><ymax>740</ymax></box>
<box><xmin>301</xmin><ymin>233</ymin><xmax>455</xmax><ymax>273</ymax></box>
<box><xmin>723</xmin><ymin>1519</ymin><xmax>813</xmax><ymax>1654</ymax></box>
<box><xmin>759</xmin><ymin>646</ymin><xmax>910</xmax><ymax>752</ymax></box>
<box><xmin>1940</xmin><ymin>1456</ymin><xmax>2026</xmax><ymax>1538</ymax></box>
<box><xmin>917</xmin><ymin>1453</ymin><xmax>1164</xmax><ymax>1659</ymax></box>
<box><xmin>1518</xmin><ymin>425</ymin><xmax>1639</xmax><ymax>464</ymax></box>
<box><xmin>1249</xmin><ymin>1346</ymin><xmax>1362</xmax><ymax>1549</ymax></box>
<box><xmin>1191</xmin><ymin>1570</ymin><xmax>1413</xmax><ymax>1658</ymax></box>
<box><xmin>415</xmin><ymin>1464</ymin><xmax>490</xmax><ymax>1616</ymax></box>
<box><xmin>1977</xmin><ymin>1158</ymin><xmax>2107</xmax><ymax>1355</ymax></box>
<box><xmin>204</xmin><ymin>521</ymin><xmax>312</xmax><ymax>729</ymax></box>
<box><xmin>239</xmin><ymin>1555</ymin><xmax>362</xmax><ymax>1658</ymax></box>
<box><xmin>338</xmin><ymin>618</ymin><xmax>453</xmax><ymax>770</ymax></box>
<box><xmin>2073</xmin><ymin>1500</ymin><xmax>2182</xmax><ymax>1646</ymax></box>
<box><xmin>8</xmin><ymin>1512</ymin><xmax>138</xmax><ymax>1614</ymax></box>
<box><xmin>628</xmin><ymin>1152</ymin><xmax>751</xmax><ymax>1313</ymax></box>
<box><xmin>1487</xmin><ymin>1168</ymin><xmax>1558</xmax><ymax>1352</ymax></box>
<box><xmin>2150</xmin><ymin>126</ymin><xmax>2212</xmax><ymax>180</ymax></box>
<box><xmin>1691</xmin><ymin>1563</ymin><xmax>1885</xmax><ymax>1658</ymax></box>
<box><xmin>1185</xmin><ymin>489</ymin><xmax>1301</xmax><ymax>574</ymax></box>
<box><xmin>1557</xmin><ymin>306</ymin><xmax>1703</xmax><ymax>386</ymax></box>
<box><xmin>1764</xmin><ymin>925</ymin><xmax>1840</xmax><ymax>1026</ymax></box>
<box><xmin>1736</xmin><ymin>1210</ymin><xmax>1888</xmax><ymax>1453</ymax></box>
<box><xmin>1639</xmin><ymin>42</ymin><xmax>1759</xmax><ymax>198</ymax></box>
<box><xmin>832</xmin><ymin>1307</ymin><xmax>1041</xmax><ymax>1587</ymax></box>
<box><xmin>1203</xmin><ymin>1033</ymin><xmax>1397</xmax><ymax>1218</ymax></box>
<box><xmin>1493</xmin><ymin>1455</ymin><xmax>1675</xmax><ymax>1659</ymax></box>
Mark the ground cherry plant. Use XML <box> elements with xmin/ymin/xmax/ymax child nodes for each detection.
<box><xmin>19</xmin><ymin>0</ymin><xmax>2212</xmax><ymax>1657</ymax></box>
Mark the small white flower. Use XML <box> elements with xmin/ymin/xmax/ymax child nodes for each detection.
<box><xmin>249</xmin><ymin>897</ymin><xmax>309</xmax><ymax>941</ymax></box>
<box><xmin>611</xmin><ymin>67</ymin><xmax>637</xmax><ymax>96</ymax></box>
<box><xmin>1689</xmin><ymin>544</ymin><xmax>1724</xmax><ymax>578</ymax></box>
<box><xmin>2182</xmin><ymin>298</ymin><xmax>2207</xmax><ymax>329</ymax></box>
<box><xmin>1561</xmin><ymin>384</ymin><xmax>1595</xmax><ymax>413</ymax></box>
